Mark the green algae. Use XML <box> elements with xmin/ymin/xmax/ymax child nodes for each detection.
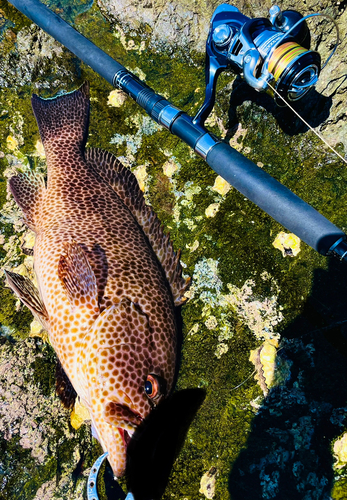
<box><xmin>44</xmin><ymin>0</ymin><xmax>94</xmax><ymax>24</ymax></box>
<box><xmin>0</xmin><ymin>2</ymin><xmax>347</xmax><ymax>499</ymax></box>
<box><xmin>0</xmin><ymin>278</ymin><xmax>32</xmax><ymax>339</ymax></box>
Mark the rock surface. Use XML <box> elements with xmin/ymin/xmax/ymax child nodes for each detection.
<box><xmin>0</xmin><ymin>337</ymin><xmax>94</xmax><ymax>500</ymax></box>
<box><xmin>1</xmin><ymin>0</ymin><xmax>347</xmax><ymax>499</ymax></box>
<box><xmin>97</xmin><ymin>0</ymin><xmax>272</xmax><ymax>52</ymax></box>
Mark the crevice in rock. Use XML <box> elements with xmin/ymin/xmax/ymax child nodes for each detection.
<box><xmin>337</xmin><ymin>0</ymin><xmax>347</xmax><ymax>12</ymax></box>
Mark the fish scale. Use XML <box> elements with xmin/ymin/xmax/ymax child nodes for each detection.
<box><xmin>5</xmin><ymin>82</ymin><xmax>190</xmax><ymax>478</ymax></box>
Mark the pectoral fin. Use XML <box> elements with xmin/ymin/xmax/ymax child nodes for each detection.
<box><xmin>55</xmin><ymin>358</ymin><xmax>77</xmax><ymax>409</ymax></box>
<box><xmin>4</xmin><ymin>270</ymin><xmax>49</xmax><ymax>330</ymax></box>
<box><xmin>58</xmin><ymin>241</ymin><xmax>99</xmax><ymax>315</ymax></box>
<box><xmin>9</xmin><ymin>171</ymin><xmax>45</xmax><ymax>231</ymax></box>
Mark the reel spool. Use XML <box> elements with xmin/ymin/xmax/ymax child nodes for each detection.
<box><xmin>266</xmin><ymin>41</ymin><xmax>321</xmax><ymax>104</ymax></box>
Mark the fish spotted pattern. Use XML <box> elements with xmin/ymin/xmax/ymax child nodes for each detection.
<box><xmin>5</xmin><ymin>82</ymin><xmax>190</xmax><ymax>477</ymax></box>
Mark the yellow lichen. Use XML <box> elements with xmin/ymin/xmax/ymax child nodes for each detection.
<box><xmin>6</xmin><ymin>135</ymin><xmax>18</xmax><ymax>151</ymax></box>
<box><xmin>334</xmin><ymin>433</ymin><xmax>347</xmax><ymax>467</ymax></box>
<box><xmin>12</xmin><ymin>255</ymin><xmax>37</xmax><ymax>285</ymax></box>
<box><xmin>222</xmin><ymin>279</ymin><xmax>283</xmax><ymax>342</ymax></box>
<box><xmin>35</xmin><ymin>140</ymin><xmax>46</xmax><ymax>158</ymax></box>
<box><xmin>183</xmin><ymin>218</ymin><xmax>197</xmax><ymax>230</ymax></box>
<box><xmin>186</xmin><ymin>240</ymin><xmax>199</xmax><ymax>252</ymax></box>
<box><xmin>228</xmin><ymin>122</ymin><xmax>248</xmax><ymax>152</ymax></box>
<box><xmin>22</xmin><ymin>230</ymin><xmax>35</xmax><ymax>250</ymax></box>
<box><xmin>133</xmin><ymin>164</ymin><xmax>147</xmax><ymax>192</ymax></box>
<box><xmin>259</xmin><ymin>342</ymin><xmax>277</xmax><ymax>388</ymax></box>
<box><xmin>188</xmin><ymin>323</ymin><xmax>200</xmax><ymax>335</ymax></box>
<box><xmin>70</xmin><ymin>400</ymin><xmax>91</xmax><ymax>430</ymax></box>
<box><xmin>113</xmin><ymin>25</ymin><xmax>146</xmax><ymax>53</ymax></box>
<box><xmin>273</xmin><ymin>231</ymin><xmax>301</xmax><ymax>257</ymax></box>
<box><xmin>205</xmin><ymin>316</ymin><xmax>218</xmax><ymax>330</ymax></box>
<box><xmin>11</xmin><ymin>263</ymin><xmax>27</xmax><ymax>277</ymax></box>
<box><xmin>162</xmin><ymin>159</ymin><xmax>178</xmax><ymax>177</ymax></box>
<box><xmin>211</xmin><ymin>175</ymin><xmax>231</xmax><ymax>196</ymax></box>
<box><xmin>205</xmin><ymin>110</ymin><xmax>227</xmax><ymax>136</ymax></box>
<box><xmin>184</xmin><ymin>288</ymin><xmax>195</xmax><ymax>301</ymax></box>
<box><xmin>107</xmin><ymin>89</ymin><xmax>127</xmax><ymax>108</ymax></box>
<box><xmin>205</xmin><ymin>203</ymin><xmax>220</xmax><ymax>218</ymax></box>
<box><xmin>133</xmin><ymin>67</ymin><xmax>146</xmax><ymax>81</ymax></box>
<box><xmin>29</xmin><ymin>319</ymin><xmax>49</xmax><ymax>343</ymax></box>
<box><xmin>215</xmin><ymin>342</ymin><xmax>229</xmax><ymax>358</ymax></box>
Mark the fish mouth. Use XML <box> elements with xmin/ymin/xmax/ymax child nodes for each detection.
<box><xmin>115</xmin><ymin>405</ymin><xmax>144</xmax><ymax>449</ymax></box>
<box><xmin>107</xmin><ymin>401</ymin><xmax>143</xmax><ymax>449</ymax></box>
<box><xmin>118</xmin><ymin>427</ymin><xmax>133</xmax><ymax>449</ymax></box>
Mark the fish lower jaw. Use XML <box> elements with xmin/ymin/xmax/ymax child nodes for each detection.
<box><xmin>118</xmin><ymin>427</ymin><xmax>134</xmax><ymax>449</ymax></box>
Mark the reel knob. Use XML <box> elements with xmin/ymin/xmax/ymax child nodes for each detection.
<box><xmin>212</xmin><ymin>24</ymin><xmax>233</xmax><ymax>48</ymax></box>
<box><xmin>269</xmin><ymin>5</ymin><xmax>284</xmax><ymax>27</ymax></box>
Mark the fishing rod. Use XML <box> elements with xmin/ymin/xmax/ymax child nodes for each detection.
<box><xmin>7</xmin><ymin>0</ymin><xmax>347</xmax><ymax>265</ymax></box>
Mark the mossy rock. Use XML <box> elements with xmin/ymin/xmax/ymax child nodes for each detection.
<box><xmin>1</xmin><ymin>1</ymin><xmax>347</xmax><ymax>499</ymax></box>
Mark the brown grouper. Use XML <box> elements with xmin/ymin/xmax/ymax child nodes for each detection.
<box><xmin>5</xmin><ymin>82</ymin><xmax>190</xmax><ymax>478</ymax></box>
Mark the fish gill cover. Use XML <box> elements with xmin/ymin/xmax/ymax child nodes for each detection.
<box><xmin>1</xmin><ymin>0</ymin><xmax>347</xmax><ymax>499</ymax></box>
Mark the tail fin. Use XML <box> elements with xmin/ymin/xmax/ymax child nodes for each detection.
<box><xmin>31</xmin><ymin>82</ymin><xmax>90</xmax><ymax>149</ymax></box>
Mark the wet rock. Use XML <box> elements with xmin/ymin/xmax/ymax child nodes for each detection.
<box><xmin>0</xmin><ymin>337</ymin><xmax>93</xmax><ymax>499</ymax></box>
<box><xmin>97</xmin><ymin>0</ymin><xmax>271</xmax><ymax>53</ymax></box>
<box><xmin>97</xmin><ymin>0</ymin><xmax>347</xmax><ymax>150</ymax></box>
<box><xmin>1</xmin><ymin>0</ymin><xmax>347</xmax><ymax>498</ymax></box>
<box><xmin>0</xmin><ymin>24</ymin><xmax>67</xmax><ymax>88</ymax></box>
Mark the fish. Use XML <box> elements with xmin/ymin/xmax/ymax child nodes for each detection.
<box><xmin>4</xmin><ymin>82</ymin><xmax>190</xmax><ymax>478</ymax></box>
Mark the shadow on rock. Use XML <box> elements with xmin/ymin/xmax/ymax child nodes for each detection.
<box><xmin>126</xmin><ymin>388</ymin><xmax>206</xmax><ymax>500</ymax></box>
<box><xmin>103</xmin><ymin>463</ymin><xmax>127</xmax><ymax>500</ymax></box>
<box><xmin>227</xmin><ymin>76</ymin><xmax>332</xmax><ymax>136</ymax></box>
<box><xmin>229</xmin><ymin>258</ymin><xmax>347</xmax><ymax>499</ymax></box>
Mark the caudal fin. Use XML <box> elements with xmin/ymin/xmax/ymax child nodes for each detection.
<box><xmin>31</xmin><ymin>81</ymin><xmax>90</xmax><ymax>149</ymax></box>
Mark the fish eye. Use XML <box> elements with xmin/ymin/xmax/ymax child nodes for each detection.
<box><xmin>144</xmin><ymin>374</ymin><xmax>160</xmax><ymax>399</ymax></box>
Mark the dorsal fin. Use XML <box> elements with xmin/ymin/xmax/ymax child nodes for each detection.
<box><xmin>31</xmin><ymin>82</ymin><xmax>90</xmax><ymax>149</ymax></box>
<box><xmin>9</xmin><ymin>171</ymin><xmax>46</xmax><ymax>231</ymax></box>
<box><xmin>85</xmin><ymin>148</ymin><xmax>190</xmax><ymax>305</ymax></box>
<box><xmin>4</xmin><ymin>270</ymin><xmax>49</xmax><ymax>330</ymax></box>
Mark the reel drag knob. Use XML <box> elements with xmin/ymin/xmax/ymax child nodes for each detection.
<box><xmin>212</xmin><ymin>24</ymin><xmax>233</xmax><ymax>49</ymax></box>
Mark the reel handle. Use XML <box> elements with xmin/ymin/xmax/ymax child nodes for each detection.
<box><xmin>193</xmin><ymin>4</ymin><xmax>242</xmax><ymax>127</ymax></box>
<box><xmin>192</xmin><ymin>39</ymin><xmax>227</xmax><ymax>127</ymax></box>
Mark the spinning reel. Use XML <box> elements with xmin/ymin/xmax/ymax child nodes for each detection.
<box><xmin>194</xmin><ymin>4</ymin><xmax>339</xmax><ymax>126</ymax></box>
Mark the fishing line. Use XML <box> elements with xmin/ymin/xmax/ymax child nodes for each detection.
<box><xmin>230</xmin><ymin>369</ymin><xmax>256</xmax><ymax>391</ymax></box>
<box><xmin>267</xmin><ymin>81</ymin><xmax>347</xmax><ymax>165</ymax></box>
